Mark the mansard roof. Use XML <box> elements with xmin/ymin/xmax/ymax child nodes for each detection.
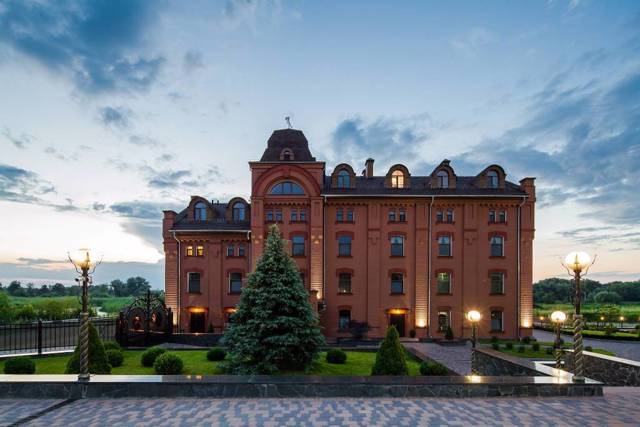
<box><xmin>259</xmin><ymin>129</ymin><xmax>317</xmax><ymax>162</ymax></box>
<box><xmin>171</xmin><ymin>200</ymin><xmax>250</xmax><ymax>233</ymax></box>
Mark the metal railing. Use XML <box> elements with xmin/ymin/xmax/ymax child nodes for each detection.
<box><xmin>0</xmin><ymin>317</ymin><xmax>117</xmax><ymax>356</ymax></box>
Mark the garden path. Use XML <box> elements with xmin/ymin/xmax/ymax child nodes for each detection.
<box><xmin>404</xmin><ymin>341</ymin><xmax>472</xmax><ymax>375</ymax></box>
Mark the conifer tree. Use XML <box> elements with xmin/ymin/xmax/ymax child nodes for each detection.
<box><xmin>371</xmin><ymin>326</ymin><xmax>409</xmax><ymax>375</ymax></box>
<box><xmin>222</xmin><ymin>224</ymin><xmax>325</xmax><ymax>374</ymax></box>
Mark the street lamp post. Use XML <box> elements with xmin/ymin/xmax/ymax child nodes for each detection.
<box><xmin>550</xmin><ymin>310</ymin><xmax>567</xmax><ymax>370</ymax></box>
<box><xmin>466</xmin><ymin>310</ymin><xmax>481</xmax><ymax>375</ymax></box>
<box><xmin>68</xmin><ymin>249</ymin><xmax>100</xmax><ymax>381</ymax></box>
<box><xmin>561</xmin><ymin>251</ymin><xmax>595</xmax><ymax>383</ymax></box>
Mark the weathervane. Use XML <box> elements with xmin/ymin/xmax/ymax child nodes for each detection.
<box><xmin>285</xmin><ymin>116</ymin><xmax>292</xmax><ymax>129</ymax></box>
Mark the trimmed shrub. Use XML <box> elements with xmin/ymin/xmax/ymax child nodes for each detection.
<box><xmin>492</xmin><ymin>343</ymin><xmax>500</xmax><ymax>350</ymax></box>
<box><xmin>103</xmin><ymin>341</ymin><xmax>122</xmax><ymax>352</ymax></box>
<box><xmin>206</xmin><ymin>347</ymin><xmax>227</xmax><ymax>361</ymax></box>
<box><xmin>326</xmin><ymin>348</ymin><xmax>347</xmax><ymax>364</ymax></box>
<box><xmin>545</xmin><ymin>346</ymin><xmax>554</xmax><ymax>355</ymax></box>
<box><xmin>505</xmin><ymin>342</ymin><xmax>514</xmax><ymax>350</ymax></box>
<box><xmin>444</xmin><ymin>326</ymin><xmax>454</xmax><ymax>341</ymax></box>
<box><xmin>4</xmin><ymin>356</ymin><xmax>35</xmax><ymax>374</ymax></box>
<box><xmin>419</xmin><ymin>360</ymin><xmax>448</xmax><ymax>376</ymax></box>
<box><xmin>521</xmin><ymin>336</ymin><xmax>532</xmax><ymax>344</ymax></box>
<box><xmin>585</xmin><ymin>345</ymin><xmax>593</xmax><ymax>351</ymax></box>
<box><xmin>371</xmin><ymin>326</ymin><xmax>408</xmax><ymax>375</ymax></box>
<box><xmin>65</xmin><ymin>322</ymin><xmax>111</xmax><ymax>374</ymax></box>
<box><xmin>106</xmin><ymin>349</ymin><xmax>124</xmax><ymax>367</ymax></box>
<box><xmin>517</xmin><ymin>345</ymin><xmax>525</xmax><ymax>353</ymax></box>
<box><xmin>532</xmin><ymin>342</ymin><xmax>540</xmax><ymax>351</ymax></box>
<box><xmin>153</xmin><ymin>353</ymin><xmax>184</xmax><ymax>375</ymax></box>
<box><xmin>490</xmin><ymin>336</ymin><xmax>499</xmax><ymax>343</ymax></box>
<box><xmin>141</xmin><ymin>347</ymin><xmax>166</xmax><ymax>367</ymax></box>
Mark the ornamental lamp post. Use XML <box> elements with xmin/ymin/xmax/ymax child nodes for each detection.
<box><xmin>550</xmin><ymin>310</ymin><xmax>567</xmax><ymax>370</ymax></box>
<box><xmin>68</xmin><ymin>248</ymin><xmax>101</xmax><ymax>381</ymax></box>
<box><xmin>466</xmin><ymin>310</ymin><xmax>481</xmax><ymax>375</ymax></box>
<box><xmin>561</xmin><ymin>251</ymin><xmax>595</xmax><ymax>383</ymax></box>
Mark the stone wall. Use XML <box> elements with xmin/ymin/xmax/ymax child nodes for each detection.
<box><xmin>474</xmin><ymin>348</ymin><xmax>545</xmax><ymax>377</ymax></box>
<box><xmin>563</xmin><ymin>350</ymin><xmax>640</xmax><ymax>386</ymax></box>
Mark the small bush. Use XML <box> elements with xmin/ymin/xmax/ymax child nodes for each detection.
<box><xmin>141</xmin><ymin>347</ymin><xmax>166</xmax><ymax>367</ymax></box>
<box><xmin>585</xmin><ymin>345</ymin><xmax>593</xmax><ymax>352</ymax></box>
<box><xmin>517</xmin><ymin>345</ymin><xmax>525</xmax><ymax>353</ymax></box>
<box><xmin>490</xmin><ymin>336</ymin><xmax>499</xmax><ymax>343</ymax></box>
<box><xmin>153</xmin><ymin>353</ymin><xmax>184</xmax><ymax>375</ymax></box>
<box><xmin>492</xmin><ymin>343</ymin><xmax>500</xmax><ymax>350</ymax></box>
<box><xmin>506</xmin><ymin>342</ymin><xmax>514</xmax><ymax>350</ymax></box>
<box><xmin>444</xmin><ymin>326</ymin><xmax>454</xmax><ymax>341</ymax></box>
<box><xmin>605</xmin><ymin>326</ymin><xmax>617</xmax><ymax>336</ymax></box>
<box><xmin>106</xmin><ymin>349</ymin><xmax>124</xmax><ymax>367</ymax></box>
<box><xmin>545</xmin><ymin>347</ymin><xmax>553</xmax><ymax>355</ymax></box>
<box><xmin>531</xmin><ymin>342</ymin><xmax>540</xmax><ymax>351</ymax></box>
<box><xmin>521</xmin><ymin>336</ymin><xmax>531</xmax><ymax>344</ymax></box>
<box><xmin>4</xmin><ymin>356</ymin><xmax>35</xmax><ymax>374</ymax></box>
<box><xmin>326</xmin><ymin>348</ymin><xmax>347</xmax><ymax>364</ymax></box>
<box><xmin>419</xmin><ymin>360</ymin><xmax>448</xmax><ymax>376</ymax></box>
<box><xmin>103</xmin><ymin>341</ymin><xmax>122</xmax><ymax>352</ymax></box>
<box><xmin>371</xmin><ymin>326</ymin><xmax>408</xmax><ymax>375</ymax></box>
<box><xmin>558</xmin><ymin>338</ymin><xmax>565</xmax><ymax>346</ymax></box>
<box><xmin>206</xmin><ymin>347</ymin><xmax>226</xmax><ymax>361</ymax></box>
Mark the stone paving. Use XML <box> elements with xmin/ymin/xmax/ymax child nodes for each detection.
<box><xmin>534</xmin><ymin>330</ymin><xmax>640</xmax><ymax>362</ymax></box>
<box><xmin>405</xmin><ymin>342</ymin><xmax>472</xmax><ymax>375</ymax></box>
<box><xmin>1</xmin><ymin>388</ymin><xmax>639</xmax><ymax>426</ymax></box>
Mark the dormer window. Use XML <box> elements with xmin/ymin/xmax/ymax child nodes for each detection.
<box><xmin>232</xmin><ymin>202</ymin><xmax>245</xmax><ymax>221</ymax></box>
<box><xmin>280</xmin><ymin>149</ymin><xmax>294</xmax><ymax>161</ymax></box>
<box><xmin>337</xmin><ymin>170</ymin><xmax>351</xmax><ymax>188</ymax></box>
<box><xmin>270</xmin><ymin>181</ymin><xmax>305</xmax><ymax>195</ymax></box>
<box><xmin>391</xmin><ymin>170</ymin><xmax>405</xmax><ymax>188</ymax></box>
<box><xmin>194</xmin><ymin>202</ymin><xmax>207</xmax><ymax>221</ymax></box>
<box><xmin>436</xmin><ymin>170</ymin><xmax>449</xmax><ymax>188</ymax></box>
<box><xmin>487</xmin><ymin>171</ymin><xmax>499</xmax><ymax>188</ymax></box>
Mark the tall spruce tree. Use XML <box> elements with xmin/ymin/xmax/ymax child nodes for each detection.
<box><xmin>222</xmin><ymin>225</ymin><xmax>325</xmax><ymax>374</ymax></box>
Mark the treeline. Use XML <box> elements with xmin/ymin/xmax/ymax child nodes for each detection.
<box><xmin>534</xmin><ymin>278</ymin><xmax>640</xmax><ymax>305</ymax></box>
<box><xmin>0</xmin><ymin>277</ymin><xmax>152</xmax><ymax>298</ymax></box>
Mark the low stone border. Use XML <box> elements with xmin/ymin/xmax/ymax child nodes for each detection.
<box><xmin>562</xmin><ymin>349</ymin><xmax>640</xmax><ymax>386</ymax></box>
<box><xmin>0</xmin><ymin>374</ymin><xmax>602</xmax><ymax>399</ymax></box>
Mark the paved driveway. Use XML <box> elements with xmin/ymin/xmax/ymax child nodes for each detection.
<box><xmin>1</xmin><ymin>389</ymin><xmax>639</xmax><ymax>426</ymax></box>
<box><xmin>534</xmin><ymin>329</ymin><xmax>640</xmax><ymax>361</ymax></box>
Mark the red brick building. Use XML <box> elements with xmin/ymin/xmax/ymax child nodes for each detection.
<box><xmin>163</xmin><ymin>128</ymin><xmax>535</xmax><ymax>340</ymax></box>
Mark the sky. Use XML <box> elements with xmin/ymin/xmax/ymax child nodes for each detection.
<box><xmin>0</xmin><ymin>0</ymin><xmax>639</xmax><ymax>288</ymax></box>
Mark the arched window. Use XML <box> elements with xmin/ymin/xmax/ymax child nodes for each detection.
<box><xmin>337</xmin><ymin>169</ymin><xmax>351</xmax><ymax>188</ymax></box>
<box><xmin>280</xmin><ymin>149</ymin><xmax>294</xmax><ymax>161</ymax></box>
<box><xmin>391</xmin><ymin>170</ymin><xmax>405</xmax><ymax>188</ymax></box>
<box><xmin>232</xmin><ymin>202</ymin><xmax>245</xmax><ymax>221</ymax></box>
<box><xmin>194</xmin><ymin>202</ymin><xmax>207</xmax><ymax>221</ymax></box>
<box><xmin>487</xmin><ymin>171</ymin><xmax>499</xmax><ymax>188</ymax></box>
<box><xmin>269</xmin><ymin>181</ymin><xmax>305</xmax><ymax>195</ymax></box>
<box><xmin>436</xmin><ymin>170</ymin><xmax>449</xmax><ymax>188</ymax></box>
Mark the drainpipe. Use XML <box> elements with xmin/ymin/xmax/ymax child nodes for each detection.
<box><xmin>322</xmin><ymin>195</ymin><xmax>327</xmax><ymax>308</ymax></box>
<box><xmin>171</xmin><ymin>230</ymin><xmax>181</xmax><ymax>331</ymax></box>
<box><xmin>516</xmin><ymin>196</ymin><xmax>526</xmax><ymax>340</ymax></box>
<box><xmin>427</xmin><ymin>196</ymin><xmax>435</xmax><ymax>338</ymax></box>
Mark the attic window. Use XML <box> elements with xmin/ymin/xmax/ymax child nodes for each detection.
<box><xmin>337</xmin><ymin>169</ymin><xmax>351</xmax><ymax>188</ymax></box>
<box><xmin>391</xmin><ymin>170</ymin><xmax>405</xmax><ymax>188</ymax></box>
<box><xmin>487</xmin><ymin>171</ymin><xmax>499</xmax><ymax>188</ymax></box>
<box><xmin>270</xmin><ymin>181</ymin><xmax>305</xmax><ymax>195</ymax></box>
<box><xmin>280</xmin><ymin>149</ymin><xmax>294</xmax><ymax>161</ymax></box>
<box><xmin>436</xmin><ymin>170</ymin><xmax>449</xmax><ymax>188</ymax></box>
<box><xmin>194</xmin><ymin>202</ymin><xmax>207</xmax><ymax>221</ymax></box>
<box><xmin>232</xmin><ymin>202</ymin><xmax>245</xmax><ymax>221</ymax></box>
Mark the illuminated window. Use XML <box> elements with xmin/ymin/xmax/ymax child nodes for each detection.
<box><xmin>270</xmin><ymin>181</ymin><xmax>305</xmax><ymax>195</ymax></box>
<box><xmin>229</xmin><ymin>273</ymin><xmax>243</xmax><ymax>294</ymax></box>
<box><xmin>391</xmin><ymin>170</ymin><xmax>405</xmax><ymax>188</ymax></box>
<box><xmin>390</xmin><ymin>236</ymin><xmax>404</xmax><ymax>257</ymax></box>
<box><xmin>196</xmin><ymin>245</ymin><xmax>204</xmax><ymax>257</ymax></box>
<box><xmin>438</xmin><ymin>236</ymin><xmax>452</xmax><ymax>256</ymax></box>
<box><xmin>194</xmin><ymin>202</ymin><xmax>207</xmax><ymax>221</ymax></box>
<box><xmin>338</xmin><ymin>273</ymin><xmax>352</xmax><ymax>294</ymax></box>
<box><xmin>232</xmin><ymin>202</ymin><xmax>245</xmax><ymax>221</ymax></box>
<box><xmin>487</xmin><ymin>171</ymin><xmax>499</xmax><ymax>188</ymax></box>
<box><xmin>490</xmin><ymin>236</ymin><xmax>504</xmax><ymax>257</ymax></box>
<box><xmin>337</xmin><ymin>169</ymin><xmax>350</xmax><ymax>188</ymax></box>
<box><xmin>338</xmin><ymin>236</ymin><xmax>352</xmax><ymax>256</ymax></box>
<box><xmin>338</xmin><ymin>310</ymin><xmax>351</xmax><ymax>330</ymax></box>
<box><xmin>188</xmin><ymin>272</ymin><xmax>200</xmax><ymax>293</ymax></box>
<box><xmin>438</xmin><ymin>311</ymin><xmax>450</xmax><ymax>332</ymax></box>
<box><xmin>490</xmin><ymin>272</ymin><xmax>504</xmax><ymax>294</ymax></box>
<box><xmin>436</xmin><ymin>170</ymin><xmax>449</xmax><ymax>188</ymax></box>
<box><xmin>390</xmin><ymin>273</ymin><xmax>404</xmax><ymax>294</ymax></box>
<box><xmin>292</xmin><ymin>236</ymin><xmax>305</xmax><ymax>256</ymax></box>
<box><xmin>186</xmin><ymin>245</ymin><xmax>194</xmax><ymax>257</ymax></box>
<box><xmin>437</xmin><ymin>272</ymin><xmax>451</xmax><ymax>294</ymax></box>
<box><xmin>491</xmin><ymin>310</ymin><xmax>504</xmax><ymax>331</ymax></box>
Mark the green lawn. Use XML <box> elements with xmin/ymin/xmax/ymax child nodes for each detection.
<box><xmin>480</xmin><ymin>339</ymin><xmax>615</xmax><ymax>359</ymax></box>
<box><xmin>0</xmin><ymin>350</ymin><xmax>422</xmax><ymax>376</ymax></box>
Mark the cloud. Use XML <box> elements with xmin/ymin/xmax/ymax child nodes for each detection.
<box><xmin>146</xmin><ymin>168</ymin><xmax>193</xmax><ymax>189</ymax></box>
<box><xmin>450</xmin><ymin>27</ymin><xmax>495</xmax><ymax>55</ymax></box>
<box><xmin>183</xmin><ymin>50</ymin><xmax>204</xmax><ymax>72</ymax></box>
<box><xmin>0</xmin><ymin>163</ymin><xmax>55</xmax><ymax>204</ymax></box>
<box><xmin>557</xmin><ymin>226</ymin><xmax>640</xmax><ymax>250</ymax></box>
<box><xmin>108</xmin><ymin>201</ymin><xmax>168</xmax><ymax>220</ymax></box>
<box><xmin>98</xmin><ymin>106</ymin><xmax>132</xmax><ymax>129</ymax></box>
<box><xmin>0</xmin><ymin>0</ymin><xmax>165</xmax><ymax>94</ymax></box>
<box><xmin>44</xmin><ymin>146</ymin><xmax>79</xmax><ymax>162</ymax></box>
<box><xmin>2</xmin><ymin>127</ymin><xmax>34</xmax><ymax>149</ymax></box>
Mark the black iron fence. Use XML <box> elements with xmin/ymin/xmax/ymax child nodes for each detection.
<box><xmin>0</xmin><ymin>317</ymin><xmax>117</xmax><ymax>356</ymax></box>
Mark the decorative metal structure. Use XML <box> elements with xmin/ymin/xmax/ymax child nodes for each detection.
<box><xmin>68</xmin><ymin>248</ymin><xmax>101</xmax><ymax>381</ymax></box>
<box><xmin>117</xmin><ymin>289</ymin><xmax>172</xmax><ymax>347</ymax></box>
<box><xmin>561</xmin><ymin>251</ymin><xmax>595</xmax><ymax>383</ymax></box>
<box><xmin>550</xmin><ymin>310</ymin><xmax>567</xmax><ymax>371</ymax></box>
<box><xmin>466</xmin><ymin>310</ymin><xmax>481</xmax><ymax>374</ymax></box>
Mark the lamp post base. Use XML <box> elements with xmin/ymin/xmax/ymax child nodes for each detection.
<box><xmin>573</xmin><ymin>376</ymin><xmax>585</xmax><ymax>383</ymax></box>
<box><xmin>77</xmin><ymin>373</ymin><xmax>90</xmax><ymax>382</ymax></box>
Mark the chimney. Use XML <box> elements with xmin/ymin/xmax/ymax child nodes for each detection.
<box><xmin>364</xmin><ymin>158</ymin><xmax>374</xmax><ymax>178</ymax></box>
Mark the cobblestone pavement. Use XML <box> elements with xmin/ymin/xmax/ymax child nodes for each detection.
<box><xmin>1</xmin><ymin>388</ymin><xmax>638</xmax><ymax>426</ymax></box>
<box><xmin>405</xmin><ymin>342</ymin><xmax>472</xmax><ymax>375</ymax></box>
<box><xmin>534</xmin><ymin>329</ymin><xmax>640</xmax><ymax>361</ymax></box>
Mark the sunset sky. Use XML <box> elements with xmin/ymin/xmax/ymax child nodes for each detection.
<box><xmin>1</xmin><ymin>0</ymin><xmax>639</xmax><ymax>288</ymax></box>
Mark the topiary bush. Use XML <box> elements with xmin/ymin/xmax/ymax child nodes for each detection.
<box><xmin>206</xmin><ymin>347</ymin><xmax>227</xmax><ymax>361</ymax></box>
<box><xmin>4</xmin><ymin>356</ymin><xmax>35</xmax><ymax>374</ymax></box>
<box><xmin>545</xmin><ymin>346</ymin><xmax>554</xmax><ymax>355</ymax></box>
<box><xmin>141</xmin><ymin>347</ymin><xmax>166</xmax><ymax>367</ymax></box>
<box><xmin>585</xmin><ymin>345</ymin><xmax>593</xmax><ymax>351</ymax></box>
<box><xmin>521</xmin><ymin>336</ymin><xmax>531</xmax><ymax>344</ymax></box>
<box><xmin>153</xmin><ymin>353</ymin><xmax>184</xmax><ymax>375</ymax></box>
<box><xmin>103</xmin><ymin>341</ymin><xmax>122</xmax><ymax>352</ymax></box>
<box><xmin>65</xmin><ymin>322</ymin><xmax>111</xmax><ymax>374</ymax></box>
<box><xmin>531</xmin><ymin>342</ymin><xmax>540</xmax><ymax>351</ymax></box>
<box><xmin>419</xmin><ymin>360</ymin><xmax>448</xmax><ymax>376</ymax></box>
<box><xmin>506</xmin><ymin>342</ymin><xmax>514</xmax><ymax>350</ymax></box>
<box><xmin>444</xmin><ymin>326</ymin><xmax>454</xmax><ymax>341</ymax></box>
<box><xmin>106</xmin><ymin>349</ymin><xmax>124</xmax><ymax>367</ymax></box>
<box><xmin>517</xmin><ymin>345</ymin><xmax>525</xmax><ymax>353</ymax></box>
<box><xmin>371</xmin><ymin>326</ymin><xmax>408</xmax><ymax>375</ymax></box>
<box><xmin>325</xmin><ymin>348</ymin><xmax>347</xmax><ymax>364</ymax></box>
<box><xmin>492</xmin><ymin>342</ymin><xmax>500</xmax><ymax>350</ymax></box>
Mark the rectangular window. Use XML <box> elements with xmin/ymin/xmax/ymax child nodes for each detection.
<box><xmin>436</xmin><ymin>272</ymin><xmax>451</xmax><ymax>294</ymax></box>
<box><xmin>346</xmin><ymin>209</ymin><xmax>354</xmax><ymax>222</ymax></box>
<box><xmin>490</xmin><ymin>272</ymin><xmax>504</xmax><ymax>294</ymax></box>
<box><xmin>390</xmin><ymin>236</ymin><xmax>404</xmax><ymax>256</ymax></box>
<box><xmin>300</xmin><ymin>209</ymin><xmax>307</xmax><ymax>222</ymax></box>
<box><xmin>388</xmin><ymin>210</ymin><xmax>396</xmax><ymax>222</ymax></box>
<box><xmin>488</xmin><ymin>210</ymin><xmax>496</xmax><ymax>223</ymax></box>
<box><xmin>188</xmin><ymin>272</ymin><xmax>200</xmax><ymax>293</ymax></box>
<box><xmin>399</xmin><ymin>209</ymin><xmax>407</xmax><ymax>222</ymax></box>
<box><xmin>229</xmin><ymin>272</ymin><xmax>243</xmax><ymax>294</ymax></box>
<box><xmin>186</xmin><ymin>245</ymin><xmax>194</xmax><ymax>257</ymax></box>
<box><xmin>338</xmin><ymin>273</ymin><xmax>352</xmax><ymax>294</ymax></box>
<box><xmin>438</xmin><ymin>311</ymin><xmax>450</xmax><ymax>332</ymax></box>
<box><xmin>390</xmin><ymin>273</ymin><xmax>404</xmax><ymax>294</ymax></box>
<box><xmin>338</xmin><ymin>236</ymin><xmax>352</xmax><ymax>256</ymax></box>
<box><xmin>275</xmin><ymin>210</ymin><xmax>283</xmax><ymax>222</ymax></box>
<box><xmin>490</xmin><ymin>236</ymin><xmax>504</xmax><ymax>257</ymax></box>
<box><xmin>499</xmin><ymin>210</ymin><xmax>507</xmax><ymax>223</ymax></box>
<box><xmin>338</xmin><ymin>310</ymin><xmax>351</xmax><ymax>330</ymax></box>
<box><xmin>446</xmin><ymin>209</ymin><xmax>454</xmax><ymax>223</ymax></box>
<box><xmin>436</xmin><ymin>210</ymin><xmax>444</xmax><ymax>222</ymax></box>
<box><xmin>266</xmin><ymin>210</ymin><xmax>274</xmax><ymax>222</ymax></box>
<box><xmin>291</xmin><ymin>209</ymin><xmax>298</xmax><ymax>222</ymax></box>
<box><xmin>197</xmin><ymin>245</ymin><xmax>204</xmax><ymax>257</ymax></box>
<box><xmin>292</xmin><ymin>236</ymin><xmax>305</xmax><ymax>256</ymax></box>
<box><xmin>238</xmin><ymin>244</ymin><xmax>246</xmax><ymax>257</ymax></box>
<box><xmin>336</xmin><ymin>208</ymin><xmax>343</xmax><ymax>222</ymax></box>
<box><xmin>491</xmin><ymin>310</ymin><xmax>504</xmax><ymax>332</ymax></box>
<box><xmin>227</xmin><ymin>244</ymin><xmax>234</xmax><ymax>257</ymax></box>
<box><xmin>438</xmin><ymin>236</ymin><xmax>452</xmax><ymax>256</ymax></box>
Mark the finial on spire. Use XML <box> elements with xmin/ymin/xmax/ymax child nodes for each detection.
<box><xmin>285</xmin><ymin>116</ymin><xmax>292</xmax><ymax>129</ymax></box>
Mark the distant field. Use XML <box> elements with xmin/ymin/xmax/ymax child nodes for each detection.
<box><xmin>8</xmin><ymin>295</ymin><xmax>134</xmax><ymax>315</ymax></box>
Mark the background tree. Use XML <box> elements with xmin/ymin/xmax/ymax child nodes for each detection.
<box><xmin>110</xmin><ymin>279</ymin><xmax>127</xmax><ymax>297</ymax></box>
<box><xmin>7</xmin><ymin>281</ymin><xmax>24</xmax><ymax>297</ymax></box>
<box><xmin>126</xmin><ymin>276</ymin><xmax>150</xmax><ymax>296</ymax></box>
<box><xmin>222</xmin><ymin>225</ymin><xmax>325</xmax><ymax>374</ymax></box>
<box><xmin>594</xmin><ymin>290</ymin><xmax>622</xmax><ymax>304</ymax></box>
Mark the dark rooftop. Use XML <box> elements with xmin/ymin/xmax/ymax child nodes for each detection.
<box><xmin>259</xmin><ymin>129</ymin><xmax>317</xmax><ymax>162</ymax></box>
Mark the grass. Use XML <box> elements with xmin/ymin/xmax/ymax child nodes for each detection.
<box><xmin>0</xmin><ymin>350</ymin><xmax>423</xmax><ymax>376</ymax></box>
<box><xmin>8</xmin><ymin>295</ymin><xmax>134</xmax><ymax>315</ymax></box>
<box><xmin>9</xmin><ymin>296</ymin><xmax>80</xmax><ymax>307</ymax></box>
<box><xmin>480</xmin><ymin>339</ymin><xmax>615</xmax><ymax>359</ymax></box>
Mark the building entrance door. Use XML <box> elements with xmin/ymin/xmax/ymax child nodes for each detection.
<box><xmin>190</xmin><ymin>312</ymin><xmax>205</xmax><ymax>333</ymax></box>
<box><xmin>389</xmin><ymin>314</ymin><xmax>406</xmax><ymax>337</ymax></box>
